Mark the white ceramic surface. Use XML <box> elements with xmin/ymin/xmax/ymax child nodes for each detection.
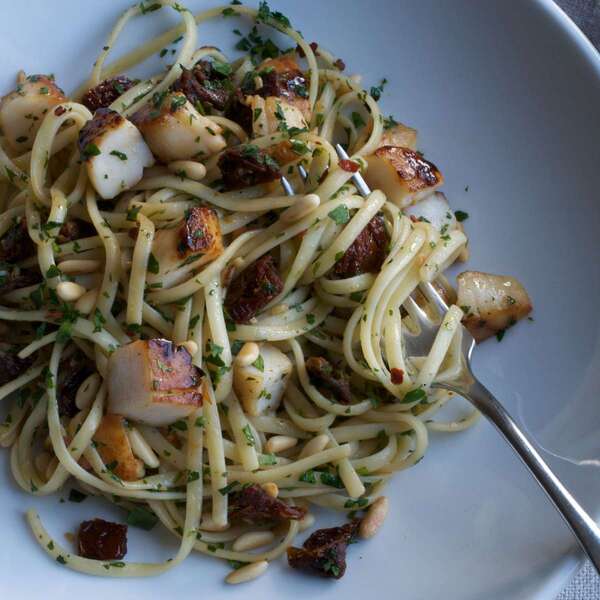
<box><xmin>1</xmin><ymin>1</ymin><xmax>599</xmax><ymax>598</ymax></box>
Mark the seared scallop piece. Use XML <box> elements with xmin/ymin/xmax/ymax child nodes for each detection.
<box><xmin>378</xmin><ymin>121</ymin><xmax>417</xmax><ymax>151</ymax></box>
<box><xmin>78</xmin><ymin>108</ymin><xmax>154</xmax><ymax>200</ymax></box>
<box><xmin>251</xmin><ymin>55</ymin><xmax>311</xmax><ymax>120</ymax></box>
<box><xmin>404</xmin><ymin>192</ymin><xmax>457</xmax><ymax>233</ymax></box>
<box><xmin>132</xmin><ymin>91</ymin><xmax>226</xmax><ymax>163</ymax></box>
<box><xmin>146</xmin><ymin>206</ymin><xmax>223</xmax><ymax>288</ymax></box>
<box><xmin>233</xmin><ymin>343</ymin><xmax>293</xmax><ymax>416</ymax></box>
<box><xmin>365</xmin><ymin>146</ymin><xmax>443</xmax><ymax>208</ymax></box>
<box><xmin>81</xmin><ymin>76</ymin><xmax>135</xmax><ymax>112</ymax></box>
<box><xmin>107</xmin><ymin>339</ymin><xmax>206</xmax><ymax>426</ymax></box>
<box><xmin>0</xmin><ymin>74</ymin><xmax>67</xmax><ymax>151</ymax></box>
<box><xmin>92</xmin><ymin>414</ymin><xmax>145</xmax><ymax>481</ymax></box>
<box><xmin>456</xmin><ymin>271</ymin><xmax>532</xmax><ymax>342</ymax></box>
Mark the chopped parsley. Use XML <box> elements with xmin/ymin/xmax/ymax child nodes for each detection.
<box><xmin>252</xmin><ymin>354</ymin><xmax>265</xmax><ymax>372</ymax></box>
<box><xmin>455</xmin><ymin>210</ymin><xmax>469</xmax><ymax>222</ymax></box>
<box><xmin>328</xmin><ymin>204</ymin><xmax>350</xmax><ymax>225</ymax></box>
<box><xmin>126</xmin><ymin>506</ymin><xmax>158</xmax><ymax>530</ymax></box>
<box><xmin>242</xmin><ymin>424</ymin><xmax>256</xmax><ymax>447</ymax></box>
<box><xmin>109</xmin><ymin>150</ymin><xmax>128</xmax><ymax>161</ymax></box>
<box><xmin>401</xmin><ymin>388</ymin><xmax>426</xmax><ymax>404</ymax></box>
<box><xmin>147</xmin><ymin>253</ymin><xmax>160</xmax><ymax>274</ymax></box>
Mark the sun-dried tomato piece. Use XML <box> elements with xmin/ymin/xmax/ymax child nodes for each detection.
<box><xmin>0</xmin><ymin>218</ymin><xmax>35</xmax><ymax>263</ymax></box>
<box><xmin>56</xmin><ymin>220</ymin><xmax>95</xmax><ymax>244</ymax></box>
<box><xmin>224</xmin><ymin>90</ymin><xmax>253</xmax><ymax>134</ymax></box>
<box><xmin>0</xmin><ymin>345</ymin><xmax>33</xmax><ymax>386</ymax></box>
<box><xmin>218</xmin><ymin>145</ymin><xmax>281</xmax><ymax>191</ymax></box>
<box><xmin>339</xmin><ymin>159</ymin><xmax>359</xmax><ymax>173</ymax></box>
<box><xmin>287</xmin><ymin>519</ymin><xmax>360</xmax><ymax>579</ymax></box>
<box><xmin>390</xmin><ymin>368</ymin><xmax>404</xmax><ymax>384</ymax></box>
<box><xmin>78</xmin><ymin>518</ymin><xmax>128</xmax><ymax>560</ymax></box>
<box><xmin>306</xmin><ymin>357</ymin><xmax>352</xmax><ymax>404</ymax></box>
<box><xmin>57</xmin><ymin>351</ymin><xmax>95</xmax><ymax>417</ymax></box>
<box><xmin>0</xmin><ymin>264</ymin><xmax>41</xmax><ymax>295</ymax></box>
<box><xmin>171</xmin><ymin>61</ymin><xmax>232</xmax><ymax>111</ymax></box>
<box><xmin>332</xmin><ymin>214</ymin><xmax>389</xmax><ymax>279</ymax></box>
<box><xmin>81</xmin><ymin>76</ymin><xmax>135</xmax><ymax>112</ymax></box>
<box><xmin>224</xmin><ymin>255</ymin><xmax>283</xmax><ymax>323</ymax></box>
<box><xmin>229</xmin><ymin>484</ymin><xmax>305</xmax><ymax>525</ymax></box>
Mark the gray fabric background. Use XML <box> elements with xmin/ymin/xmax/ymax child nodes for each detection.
<box><xmin>554</xmin><ymin>3</ymin><xmax>599</xmax><ymax>598</ymax></box>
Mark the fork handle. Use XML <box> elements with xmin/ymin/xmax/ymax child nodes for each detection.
<box><xmin>449</xmin><ymin>379</ymin><xmax>600</xmax><ymax>574</ymax></box>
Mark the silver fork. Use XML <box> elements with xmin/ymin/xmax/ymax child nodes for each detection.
<box><xmin>325</xmin><ymin>143</ymin><xmax>600</xmax><ymax>572</ymax></box>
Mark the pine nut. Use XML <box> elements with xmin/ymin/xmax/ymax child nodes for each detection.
<box><xmin>235</xmin><ymin>342</ymin><xmax>260</xmax><ymax>367</ymax></box>
<box><xmin>56</xmin><ymin>281</ymin><xmax>86</xmax><ymax>302</ymax></box>
<box><xmin>359</xmin><ymin>496</ymin><xmax>388</xmax><ymax>539</ymax></box>
<box><xmin>74</xmin><ymin>288</ymin><xmax>98</xmax><ymax>314</ymax></box>
<box><xmin>75</xmin><ymin>373</ymin><xmax>101</xmax><ymax>411</ymax></box>
<box><xmin>253</xmin><ymin>76</ymin><xmax>264</xmax><ymax>89</ymax></box>
<box><xmin>168</xmin><ymin>160</ymin><xmax>207</xmax><ymax>181</ymax></box>
<box><xmin>232</xmin><ymin>530</ymin><xmax>275</xmax><ymax>552</ymax></box>
<box><xmin>261</xmin><ymin>482</ymin><xmax>278</xmax><ymax>498</ymax></box>
<box><xmin>180</xmin><ymin>340</ymin><xmax>198</xmax><ymax>357</ymax></box>
<box><xmin>34</xmin><ymin>452</ymin><xmax>52</xmax><ymax>479</ymax></box>
<box><xmin>298</xmin><ymin>434</ymin><xmax>330</xmax><ymax>459</ymax></box>
<box><xmin>57</xmin><ymin>259</ymin><xmax>101</xmax><ymax>274</ymax></box>
<box><xmin>265</xmin><ymin>435</ymin><xmax>297</xmax><ymax>454</ymax></box>
<box><xmin>225</xmin><ymin>560</ymin><xmax>268</xmax><ymax>585</ymax></box>
<box><xmin>299</xmin><ymin>512</ymin><xmax>315</xmax><ymax>532</ymax></box>
<box><xmin>269</xmin><ymin>303</ymin><xmax>288</xmax><ymax>316</ymax></box>
<box><xmin>127</xmin><ymin>427</ymin><xmax>160</xmax><ymax>468</ymax></box>
<box><xmin>64</xmin><ymin>532</ymin><xmax>76</xmax><ymax>544</ymax></box>
<box><xmin>280</xmin><ymin>193</ymin><xmax>320</xmax><ymax>223</ymax></box>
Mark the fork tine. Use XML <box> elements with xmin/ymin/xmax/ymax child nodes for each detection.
<box><xmin>403</xmin><ymin>295</ymin><xmax>432</xmax><ymax>330</ymax></box>
<box><xmin>280</xmin><ymin>175</ymin><xmax>294</xmax><ymax>197</ymax></box>
<box><xmin>297</xmin><ymin>164</ymin><xmax>308</xmax><ymax>182</ymax></box>
<box><xmin>420</xmin><ymin>281</ymin><xmax>450</xmax><ymax>317</ymax></box>
<box><xmin>334</xmin><ymin>143</ymin><xmax>371</xmax><ymax>198</ymax></box>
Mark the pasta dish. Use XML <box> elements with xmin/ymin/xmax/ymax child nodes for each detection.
<box><xmin>0</xmin><ymin>0</ymin><xmax>532</xmax><ymax>584</ymax></box>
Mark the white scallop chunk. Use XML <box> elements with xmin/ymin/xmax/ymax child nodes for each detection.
<box><xmin>79</xmin><ymin>109</ymin><xmax>154</xmax><ymax>200</ymax></box>
<box><xmin>233</xmin><ymin>343</ymin><xmax>292</xmax><ymax>416</ymax></box>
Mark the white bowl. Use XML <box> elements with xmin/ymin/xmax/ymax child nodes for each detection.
<box><xmin>1</xmin><ymin>1</ymin><xmax>599</xmax><ymax>598</ymax></box>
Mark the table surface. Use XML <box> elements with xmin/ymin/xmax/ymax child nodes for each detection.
<box><xmin>553</xmin><ymin>3</ymin><xmax>600</xmax><ymax>598</ymax></box>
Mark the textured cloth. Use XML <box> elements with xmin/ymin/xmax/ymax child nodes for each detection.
<box><xmin>556</xmin><ymin>0</ymin><xmax>600</xmax><ymax>48</ymax></box>
<box><xmin>554</xmin><ymin>2</ymin><xmax>600</xmax><ymax>597</ymax></box>
<box><xmin>558</xmin><ymin>562</ymin><xmax>600</xmax><ymax>599</ymax></box>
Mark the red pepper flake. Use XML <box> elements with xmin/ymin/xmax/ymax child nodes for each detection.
<box><xmin>339</xmin><ymin>159</ymin><xmax>359</xmax><ymax>173</ymax></box>
<box><xmin>54</xmin><ymin>106</ymin><xmax>66</xmax><ymax>117</ymax></box>
<box><xmin>333</xmin><ymin>58</ymin><xmax>346</xmax><ymax>71</ymax></box>
<box><xmin>296</xmin><ymin>41</ymin><xmax>319</xmax><ymax>58</ymax></box>
<box><xmin>390</xmin><ymin>368</ymin><xmax>404</xmax><ymax>384</ymax></box>
<box><xmin>409</xmin><ymin>215</ymin><xmax>418</xmax><ymax>223</ymax></box>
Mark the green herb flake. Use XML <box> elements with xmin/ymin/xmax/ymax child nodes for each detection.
<box><xmin>110</xmin><ymin>150</ymin><xmax>128</xmax><ymax>161</ymax></box>
<box><xmin>401</xmin><ymin>388</ymin><xmax>427</xmax><ymax>404</ymax></box>
<box><xmin>328</xmin><ymin>204</ymin><xmax>350</xmax><ymax>225</ymax></box>
<box><xmin>126</xmin><ymin>506</ymin><xmax>159</xmax><ymax>530</ymax></box>
<box><xmin>252</xmin><ymin>354</ymin><xmax>264</xmax><ymax>372</ymax></box>
<box><xmin>242</xmin><ymin>424</ymin><xmax>256</xmax><ymax>447</ymax></box>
